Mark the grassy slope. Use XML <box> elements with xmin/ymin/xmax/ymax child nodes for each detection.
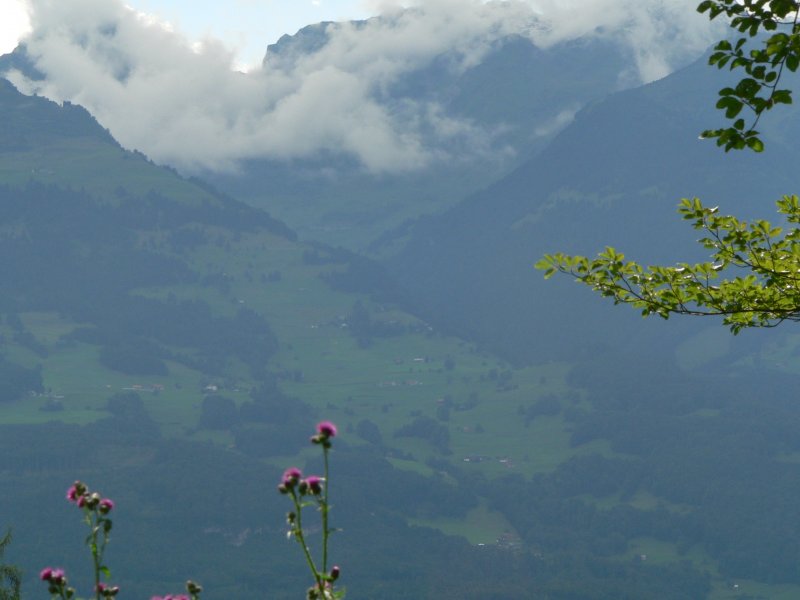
<box><xmin>0</xmin><ymin>140</ymin><xmax>223</xmax><ymax>209</ymax></box>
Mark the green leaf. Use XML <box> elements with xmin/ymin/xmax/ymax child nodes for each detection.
<box><xmin>772</xmin><ymin>89</ymin><xmax>793</xmax><ymax>104</ymax></box>
<box><xmin>716</xmin><ymin>39</ymin><xmax>733</xmax><ymax>51</ymax></box>
<box><xmin>725</xmin><ymin>101</ymin><xmax>744</xmax><ymax>118</ymax></box>
<box><xmin>697</xmin><ymin>1</ymin><xmax>713</xmax><ymax>14</ymax></box>
<box><xmin>746</xmin><ymin>136</ymin><xmax>765</xmax><ymax>152</ymax></box>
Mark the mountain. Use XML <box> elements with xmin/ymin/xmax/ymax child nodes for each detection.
<box><xmin>377</xmin><ymin>50</ymin><xmax>800</xmax><ymax>596</ymax></box>
<box><xmin>5</xmin><ymin>33</ymin><xmax>800</xmax><ymax>598</ymax></box>
<box><xmin>2</xmin><ymin>74</ymin><xmax>720</xmax><ymax>598</ymax></box>
<box><xmin>204</xmin><ymin>26</ymin><xmax>639</xmax><ymax>254</ymax></box>
<box><xmin>387</xmin><ymin>50</ymin><xmax>800</xmax><ymax>364</ymax></box>
<box><xmin>0</xmin><ymin>76</ymin><xmax>484</xmax><ymax>597</ymax></box>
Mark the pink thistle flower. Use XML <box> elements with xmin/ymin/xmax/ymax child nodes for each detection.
<box><xmin>316</xmin><ymin>421</ymin><xmax>337</xmax><ymax>438</ymax></box>
<box><xmin>66</xmin><ymin>485</ymin><xmax>79</xmax><ymax>503</ymax></box>
<box><xmin>304</xmin><ymin>475</ymin><xmax>323</xmax><ymax>495</ymax></box>
<box><xmin>77</xmin><ymin>495</ymin><xmax>87</xmax><ymax>508</ymax></box>
<box><xmin>39</xmin><ymin>567</ymin><xmax>53</xmax><ymax>581</ymax></box>
<box><xmin>50</xmin><ymin>569</ymin><xmax>65</xmax><ymax>583</ymax></box>
<box><xmin>282</xmin><ymin>467</ymin><xmax>302</xmax><ymax>485</ymax></box>
<box><xmin>98</xmin><ymin>498</ymin><xmax>115</xmax><ymax>514</ymax></box>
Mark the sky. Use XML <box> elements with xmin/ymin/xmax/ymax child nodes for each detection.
<box><xmin>0</xmin><ymin>0</ymin><xmax>722</xmax><ymax>174</ymax></box>
<box><xmin>1</xmin><ymin>0</ymin><xmax>376</xmax><ymax>68</ymax></box>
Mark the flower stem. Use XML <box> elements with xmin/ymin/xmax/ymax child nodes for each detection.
<box><xmin>322</xmin><ymin>447</ymin><xmax>330</xmax><ymax>575</ymax></box>
<box><xmin>91</xmin><ymin>523</ymin><xmax>101</xmax><ymax>600</ymax></box>
<box><xmin>290</xmin><ymin>490</ymin><xmax>323</xmax><ymax>591</ymax></box>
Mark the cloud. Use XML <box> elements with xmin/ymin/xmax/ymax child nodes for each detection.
<box><xmin>4</xmin><ymin>0</ymin><xmax>722</xmax><ymax>174</ymax></box>
<box><xmin>523</xmin><ymin>0</ymin><xmax>725</xmax><ymax>82</ymax></box>
<box><xmin>533</xmin><ymin>106</ymin><xmax>580</xmax><ymax>139</ymax></box>
<box><xmin>0</xmin><ymin>0</ymin><xmax>30</xmax><ymax>55</ymax></box>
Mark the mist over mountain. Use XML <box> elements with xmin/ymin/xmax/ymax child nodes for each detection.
<box><xmin>0</xmin><ymin>0</ymin><xmax>724</xmax><ymax>251</ymax></box>
<box><xmin>207</xmin><ymin>32</ymin><xmax>638</xmax><ymax>252</ymax></box>
<box><xmin>3</xmin><ymin>0</ymin><xmax>721</xmax><ymax>174</ymax></box>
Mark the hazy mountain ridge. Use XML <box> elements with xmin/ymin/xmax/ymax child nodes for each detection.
<box><xmin>0</xmin><ymin>78</ymin><xmax>114</xmax><ymax>146</ymax></box>
<box><xmin>206</xmin><ymin>29</ymin><xmax>638</xmax><ymax>253</ymax></box>
<box><xmin>386</xmin><ymin>50</ymin><xmax>800</xmax><ymax>363</ymax></box>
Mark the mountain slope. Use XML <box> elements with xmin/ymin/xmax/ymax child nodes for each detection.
<box><xmin>6</xmin><ymin>41</ymin><xmax>800</xmax><ymax>597</ymax></box>
<box><xmin>3</xmin><ymin>76</ymin><xmax>688</xmax><ymax>598</ymax></box>
<box><xmin>387</xmin><ymin>51</ymin><xmax>800</xmax><ymax>363</ymax></box>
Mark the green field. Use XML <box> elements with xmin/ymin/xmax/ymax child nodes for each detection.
<box><xmin>0</xmin><ymin>222</ymin><xmax>583</xmax><ymax>476</ymax></box>
<box><xmin>409</xmin><ymin>500</ymin><xmax>517</xmax><ymax>545</ymax></box>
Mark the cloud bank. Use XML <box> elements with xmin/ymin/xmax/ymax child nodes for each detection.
<box><xmin>4</xmin><ymin>0</ymin><xmax>722</xmax><ymax>173</ymax></box>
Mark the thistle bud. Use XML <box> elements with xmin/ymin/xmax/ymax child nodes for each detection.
<box><xmin>305</xmin><ymin>476</ymin><xmax>323</xmax><ymax>495</ymax></box>
<box><xmin>98</xmin><ymin>498</ymin><xmax>115</xmax><ymax>514</ymax></box>
<box><xmin>281</xmin><ymin>467</ymin><xmax>302</xmax><ymax>488</ymax></box>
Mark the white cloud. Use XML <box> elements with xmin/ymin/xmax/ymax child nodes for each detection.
<box><xmin>534</xmin><ymin>106</ymin><xmax>580</xmax><ymax>139</ymax></box>
<box><xmin>4</xmin><ymin>0</ymin><xmax>722</xmax><ymax>174</ymax></box>
<box><xmin>526</xmin><ymin>0</ymin><xmax>724</xmax><ymax>82</ymax></box>
<box><xmin>0</xmin><ymin>0</ymin><xmax>31</xmax><ymax>55</ymax></box>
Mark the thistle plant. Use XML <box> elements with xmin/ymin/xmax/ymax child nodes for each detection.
<box><xmin>40</xmin><ymin>481</ymin><xmax>202</xmax><ymax>600</ymax></box>
<box><xmin>278</xmin><ymin>421</ymin><xmax>343</xmax><ymax>600</ymax></box>
<box><xmin>37</xmin><ymin>422</ymin><xmax>342</xmax><ymax>599</ymax></box>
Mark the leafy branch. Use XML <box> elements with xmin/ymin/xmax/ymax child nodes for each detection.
<box><xmin>697</xmin><ymin>0</ymin><xmax>800</xmax><ymax>151</ymax></box>
<box><xmin>536</xmin><ymin>195</ymin><xmax>800</xmax><ymax>332</ymax></box>
<box><xmin>538</xmin><ymin>2</ymin><xmax>800</xmax><ymax>329</ymax></box>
